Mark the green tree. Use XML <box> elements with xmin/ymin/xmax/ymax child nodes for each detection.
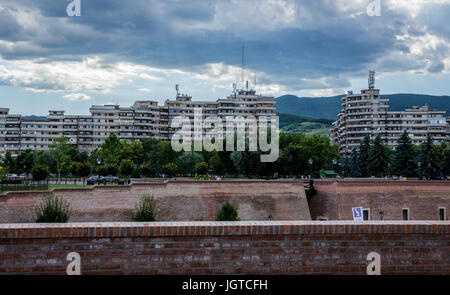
<box><xmin>2</xmin><ymin>152</ymin><xmax>16</xmax><ymax>173</ymax></box>
<box><xmin>194</xmin><ymin>162</ymin><xmax>209</xmax><ymax>175</ymax></box>
<box><xmin>106</xmin><ymin>164</ymin><xmax>119</xmax><ymax>176</ymax></box>
<box><xmin>98</xmin><ymin>134</ymin><xmax>122</xmax><ymax>165</ymax></box>
<box><xmin>342</xmin><ymin>149</ymin><xmax>362</xmax><ymax>177</ymax></box>
<box><xmin>77</xmin><ymin>162</ymin><xmax>92</xmax><ymax>177</ymax></box>
<box><xmin>419</xmin><ymin>134</ymin><xmax>442</xmax><ymax>179</ymax></box>
<box><xmin>31</xmin><ymin>164</ymin><xmax>49</xmax><ymax>181</ymax></box>
<box><xmin>119</xmin><ymin>159</ymin><xmax>136</xmax><ymax>176</ymax></box>
<box><xmin>439</xmin><ymin>142</ymin><xmax>450</xmax><ymax>177</ymax></box>
<box><xmin>162</xmin><ymin>163</ymin><xmax>178</xmax><ymax>177</ymax></box>
<box><xmin>359</xmin><ymin>135</ymin><xmax>372</xmax><ymax>177</ymax></box>
<box><xmin>97</xmin><ymin>165</ymin><xmax>108</xmax><ymax>176</ymax></box>
<box><xmin>392</xmin><ymin>130</ymin><xmax>417</xmax><ymax>177</ymax></box>
<box><xmin>50</xmin><ymin>136</ymin><xmax>73</xmax><ymax>179</ymax></box>
<box><xmin>177</xmin><ymin>152</ymin><xmax>204</xmax><ymax>176</ymax></box>
<box><xmin>216</xmin><ymin>202</ymin><xmax>239</xmax><ymax>221</ymax></box>
<box><xmin>121</xmin><ymin>141</ymin><xmax>144</xmax><ymax>165</ymax></box>
<box><xmin>367</xmin><ymin>135</ymin><xmax>391</xmax><ymax>177</ymax></box>
<box><xmin>15</xmin><ymin>149</ymin><xmax>34</xmax><ymax>174</ymax></box>
<box><xmin>140</xmin><ymin>163</ymin><xmax>156</xmax><ymax>177</ymax></box>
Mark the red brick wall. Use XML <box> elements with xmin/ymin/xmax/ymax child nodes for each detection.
<box><xmin>1</xmin><ymin>221</ymin><xmax>449</xmax><ymax>275</ymax></box>
<box><xmin>0</xmin><ymin>180</ymin><xmax>310</xmax><ymax>223</ymax></box>
<box><xmin>311</xmin><ymin>180</ymin><xmax>450</xmax><ymax>221</ymax></box>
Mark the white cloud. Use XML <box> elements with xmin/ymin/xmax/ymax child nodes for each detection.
<box><xmin>139</xmin><ymin>88</ymin><xmax>151</xmax><ymax>92</ymax></box>
<box><xmin>63</xmin><ymin>93</ymin><xmax>92</xmax><ymax>101</ymax></box>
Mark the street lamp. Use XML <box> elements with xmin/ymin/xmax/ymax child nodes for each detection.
<box><xmin>418</xmin><ymin>161</ymin><xmax>421</xmax><ymax>180</ymax></box>
<box><xmin>428</xmin><ymin>162</ymin><xmax>431</xmax><ymax>180</ymax></box>
<box><xmin>308</xmin><ymin>158</ymin><xmax>313</xmax><ymax>179</ymax></box>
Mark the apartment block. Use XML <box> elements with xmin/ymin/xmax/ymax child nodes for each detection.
<box><xmin>0</xmin><ymin>90</ymin><xmax>276</xmax><ymax>157</ymax></box>
<box><xmin>331</xmin><ymin>87</ymin><xmax>449</xmax><ymax>155</ymax></box>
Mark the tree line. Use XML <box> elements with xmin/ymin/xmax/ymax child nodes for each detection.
<box><xmin>2</xmin><ymin>131</ymin><xmax>449</xmax><ymax>180</ymax></box>
<box><xmin>0</xmin><ymin>133</ymin><xmax>339</xmax><ymax>180</ymax></box>
<box><xmin>340</xmin><ymin>131</ymin><xmax>450</xmax><ymax>180</ymax></box>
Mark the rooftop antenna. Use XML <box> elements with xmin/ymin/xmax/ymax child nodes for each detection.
<box><xmin>246</xmin><ymin>80</ymin><xmax>249</xmax><ymax>91</ymax></box>
<box><xmin>368</xmin><ymin>70</ymin><xmax>375</xmax><ymax>90</ymax></box>
<box><xmin>254</xmin><ymin>72</ymin><xmax>257</xmax><ymax>91</ymax></box>
<box><xmin>232</xmin><ymin>82</ymin><xmax>237</xmax><ymax>93</ymax></box>
<box><xmin>242</xmin><ymin>46</ymin><xmax>245</xmax><ymax>90</ymax></box>
<box><xmin>175</xmin><ymin>84</ymin><xmax>180</xmax><ymax>97</ymax></box>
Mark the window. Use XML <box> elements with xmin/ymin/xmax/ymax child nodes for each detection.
<box><xmin>402</xmin><ymin>208</ymin><xmax>410</xmax><ymax>220</ymax></box>
<box><xmin>439</xmin><ymin>207</ymin><xmax>446</xmax><ymax>221</ymax></box>
<box><xmin>363</xmin><ymin>209</ymin><xmax>370</xmax><ymax>221</ymax></box>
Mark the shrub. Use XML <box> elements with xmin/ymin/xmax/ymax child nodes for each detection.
<box><xmin>162</xmin><ymin>163</ymin><xmax>178</xmax><ymax>178</ymax></box>
<box><xmin>77</xmin><ymin>162</ymin><xmax>92</xmax><ymax>177</ymax></box>
<box><xmin>35</xmin><ymin>194</ymin><xmax>71</xmax><ymax>223</ymax></box>
<box><xmin>131</xmin><ymin>167</ymin><xmax>141</xmax><ymax>178</ymax></box>
<box><xmin>132</xmin><ymin>194</ymin><xmax>157</xmax><ymax>222</ymax></box>
<box><xmin>31</xmin><ymin>164</ymin><xmax>49</xmax><ymax>181</ymax></box>
<box><xmin>106</xmin><ymin>164</ymin><xmax>118</xmax><ymax>176</ymax></box>
<box><xmin>194</xmin><ymin>173</ymin><xmax>200</xmax><ymax>180</ymax></box>
<box><xmin>194</xmin><ymin>162</ymin><xmax>209</xmax><ymax>175</ymax></box>
<box><xmin>216</xmin><ymin>202</ymin><xmax>239</xmax><ymax>221</ymax></box>
<box><xmin>204</xmin><ymin>173</ymin><xmax>210</xmax><ymax>180</ymax></box>
<box><xmin>119</xmin><ymin>159</ymin><xmax>135</xmax><ymax>176</ymax></box>
<box><xmin>97</xmin><ymin>165</ymin><xmax>108</xmax><ymax>176</ymax></box>
<box><xmin>140</xmin><ymin>163</ymin><xmax>154</xmax><ymax>177</ymax></box>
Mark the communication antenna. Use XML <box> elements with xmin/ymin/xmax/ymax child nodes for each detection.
<box><xmin>175</xmin><ymin>84</ymin><xmax>180</xmax><ymax>97</ymax></box>
<box><xmin>242</xmin><ymin>46</ymin><xmax>245</xmax><ymax>90</ymax></box>
<box><xmin>232</xmin><ymin>82</ymin><xmax>237</xmax><ymax>93</ymax></box>
<box><xmin>246</xmin><ymin>80</ymin><xmax>249</xmax><ymax>91</ymax></box>
<box><xmin>368</xmin><ymin>70</ymin><xmax>375</xmax><ymax>90</ymax></box>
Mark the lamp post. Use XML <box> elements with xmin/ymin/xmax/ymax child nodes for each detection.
<box><xmin>418</xmin><ymin>161</ymin><xmax>421</xmax><ymax>180</ymax></box>
<box><xmin>308</xmin><ymin>158</ymin><xmax>313</xmax><ymax>179</ymax></box>
<box><xmin>428</xmin><ymin>162</ymin><xmax>431</xmax><ymax>180</ymax></box>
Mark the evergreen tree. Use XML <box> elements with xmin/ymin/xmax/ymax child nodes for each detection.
<box><xmin>419</xmin><ymin>134</ymin><xmax>442</xmax><ymax>179</ymax></box>
<box><xmin>367</xmin><ymin>135</ymin><xmax>390</xmax><ymax>177</ymax></box>
<box><xmin>342</xmin><ymin>149</ymin><xmax>362</xmax><ymax>177</ymax></box>
<box><xmin>359</xmin><ymin>135</ymin><xmax>371</xmax><ymax>177</ymax></box>
<box><xmin>392</xmin><ymin>130</ymin><xmax>417</xmax><ymax>177</ymax></box>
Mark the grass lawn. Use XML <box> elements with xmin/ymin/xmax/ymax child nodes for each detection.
<box><xmin>49</xmin><ymin>184</ymin><xmax>92</xmax><ymax>190</ymax></box>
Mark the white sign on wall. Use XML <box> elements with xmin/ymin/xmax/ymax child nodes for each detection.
<box><xmin>352</xmin><ymin>207</ymin><xmax>364</xmax><ymax>221</ymax></box>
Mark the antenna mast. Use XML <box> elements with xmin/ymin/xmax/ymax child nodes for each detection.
<box><xmin>241</xmin><ymin>46</ymin><xmax>245</xmax><ymax>90</ymax></box>
<box><xmin>368</xmin><ymin>70</ymin><xmax>375</xmax><ymax>90</ymax></box>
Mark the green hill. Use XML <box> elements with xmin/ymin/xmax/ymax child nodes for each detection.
<box><xmin>278</xmin><ymin>112</ymin><xmax>333</xmax><ymax>135</ymax></box>
<box><xmin>276</xmin><ymin>93</ymin><xmax>450</xmax><ymax>120</ymax></box>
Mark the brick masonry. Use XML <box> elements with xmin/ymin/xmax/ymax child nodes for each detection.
<box><xmin>0</xmin><ymin>221</ymin><xmax>449</xmax><ymax>275</ymax></box>
<box><xmin>0</xmin><ymin>180</ymin><xmax>311</xmax><ymax>223</ymax></box>
<box><xmin>310</xmin><ymin>180</ymin><xmax>450</xmax><ymax>221</ymax></box>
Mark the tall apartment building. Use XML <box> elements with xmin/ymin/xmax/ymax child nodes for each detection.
<box><xmin>0</xmin><ymin>89</ymin><xmax>276</xmax><ymax>157</ymax></box>
<box><xmin>331</xmin><ymin>72</ymin><xmax>449</xmax><ymax>155</ymax></box>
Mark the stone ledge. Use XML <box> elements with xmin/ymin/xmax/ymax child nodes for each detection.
<box><xmin>0</xmin><ymin>221</ymin><xmax>448</xmax><ymax>239</ymax></box>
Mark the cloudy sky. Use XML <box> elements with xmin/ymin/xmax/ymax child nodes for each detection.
<box><xmin>0</xmin><ymin>0</ymin><xmax>449</xmax><ymax>115</ymax></box>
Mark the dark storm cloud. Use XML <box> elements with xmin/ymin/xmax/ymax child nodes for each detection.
<box><xmin>0</xmin><ymin>0</ymin><xmax>449</xmax><ymax>90</ymax></box>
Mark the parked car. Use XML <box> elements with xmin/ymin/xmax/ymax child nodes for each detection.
<box><xmin>7</xmin><ymin>175</ymin><xmax>23</xmax><ymax>184</ymax></box>
<box><xmin>87</xmin><ymin>175</ymin><xmax>102</xmax><ymax>185</ymax></box>
<box><xmin>101</xmin><ymin>175</ymin><xmax>119</xmax><ymax>184</ymax></box>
